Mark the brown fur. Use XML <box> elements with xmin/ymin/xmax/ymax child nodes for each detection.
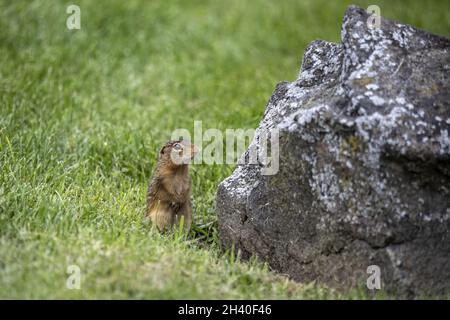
<box><xmin>145</xmin><ymin>140</ymin><xmax>197</xmax><ymax>232</ymax></box>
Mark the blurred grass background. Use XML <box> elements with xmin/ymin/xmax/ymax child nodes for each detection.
<box><xmin>0</xmin><ymin>0</ymin><xmax>448</xmax><ymax>299</ymax></box>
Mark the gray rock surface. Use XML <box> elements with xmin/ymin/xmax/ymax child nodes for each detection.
<box><xmin>216</xmin><ymin>6</ymin><xmax>450</xmax><ymax>297</ymax></box>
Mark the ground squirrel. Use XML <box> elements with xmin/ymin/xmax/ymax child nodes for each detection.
<box><xmin>145</xmin><ymin>140</ymin><xmax>198</xmax><ymax>232</ymax></box>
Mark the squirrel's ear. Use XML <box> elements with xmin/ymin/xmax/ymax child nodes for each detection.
<box><xmin>159</xmin><ymin>146</ymin><xmax>166</xmax><ymax>155</ymax></box>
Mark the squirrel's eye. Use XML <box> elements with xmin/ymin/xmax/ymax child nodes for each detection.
<box><xmin>173</xmin><ymin>143</ymin><xmax>182</xmax><ymax>151</ymax></box>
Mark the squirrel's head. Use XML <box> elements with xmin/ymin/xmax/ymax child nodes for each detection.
<box><xmin>158</xmin><ymin>140</ymin><xmax>198</xmax><ymax>167</ymax></box>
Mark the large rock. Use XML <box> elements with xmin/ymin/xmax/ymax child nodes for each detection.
<box><xmin>216</xmin><ymin>6</ymin><xmax>450</xmax><ymax>297</ymax></box>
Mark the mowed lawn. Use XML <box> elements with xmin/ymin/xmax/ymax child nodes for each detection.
<box><xmin>0</xmin><ymin>0</ymin><xmax>448</xmax><ymax>299</ymax></box>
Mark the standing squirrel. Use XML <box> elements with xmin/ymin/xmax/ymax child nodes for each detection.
<box><xmin>145</xmin><ymin>140</ymin><xmax>198</xmax><ymax>232</ymax></box>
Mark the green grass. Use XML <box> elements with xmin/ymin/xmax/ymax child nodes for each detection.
<box><xmin>0</xmin><ymin>0</ymin><xmax>448</xmax><ymax>299</ymax></box>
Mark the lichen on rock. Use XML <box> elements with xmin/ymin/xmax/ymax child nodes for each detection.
<box><xmin>216</xmin><ymin>6</ymin><xmax>450</xmax><ymax>297</ymax></box>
